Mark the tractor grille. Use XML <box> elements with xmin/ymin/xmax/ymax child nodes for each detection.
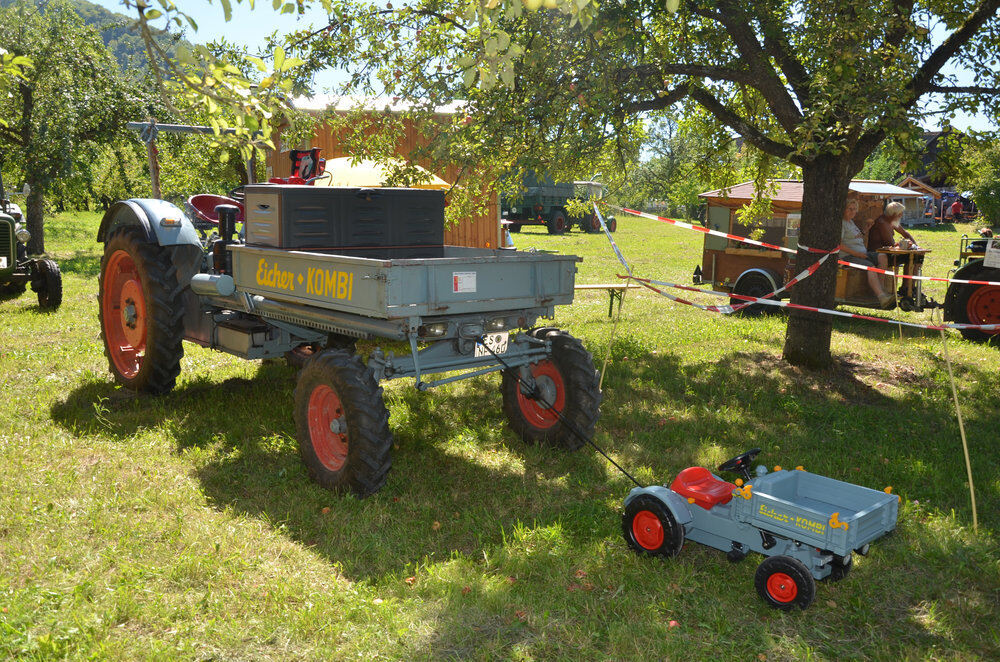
<box><xmin>0</xmin><ymin>219</ymin><xmax>13</xmax><ymax>270</ymax></box>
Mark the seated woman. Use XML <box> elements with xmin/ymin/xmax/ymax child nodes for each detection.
<box><xmin>840</xmin><ymin>198</ymin><xmax>894</xmax><ymax>308</ymax></box>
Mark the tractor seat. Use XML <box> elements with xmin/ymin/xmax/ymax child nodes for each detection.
<box><xmin>670</xmin><ymin>466</ymin><xmax>737</xmax><ymax>510</ymax></box>
<box><xmin>186</xmin><ymin>194</ymin><xmax>245</xmax><ymax>225</ymax></box>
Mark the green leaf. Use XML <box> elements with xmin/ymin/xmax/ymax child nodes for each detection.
<box><xmin>220</xmin><ymin>0</ymin><xmax>232</xmax><ymax>22</ymax></box>
<box><xmin>273</xmin><ymin>47</ymin><xmax>286</xmax><ymax>71</ymax></box>
<box><xmin>144</xmin><ymin>9</ymin><xmax>163</xmax><ymax>20</ymax></box>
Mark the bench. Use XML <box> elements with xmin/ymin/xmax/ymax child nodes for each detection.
<box><xmin>574</xmin><ymin>283</ymin><xmax>643</xmax><ymax>318</ymax></box>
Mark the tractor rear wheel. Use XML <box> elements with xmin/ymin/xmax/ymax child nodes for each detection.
<box><xmin>501</xmin><ymin>329</ymin><xmax>600</xmax><ymax>450</ymax></box>
<box><xmin>948</xmin><ymin>268</ymin><xmax>1000</xmax><ymax>342</ymax></box>
<box><xmin>580</xmin><ymin>214</ymin><xmax>602</xmax><ymax>233</ymax></box>
<box><xmin>33</xmin><ymin>258</ymin><xmax>62</xmax><ymax>310</ymax></box>
<box><xmin>547</xmin><ymin>211</ymin><xmax>568</xmax><ymax>235</ymax></box>
<box><xmin>622</xmin><ymin>494</ymin><xmax>685</xmax><ymax>557</ymax></box>
<box><xmin>755</xmin><ymin>555</ymin><xmax>816</xmax><ymax>610</ymax></box>
<box><xmin>98</xmin><ymin>226</ymin><xmax>184</xmax><ymax>394</ymax></box>
<box><xmin>508</xmin><ymin>223</ymin><xmax>522</xmax><ymax>233</ymax></box>
<box><xmin>294</xmin><ymin>349</ymin><xmax>392</xmax><ymax>496</ymax></box>
<box><xmin>607</xmin><ymin>216</ymin><xmax>618</xmax><ymax>233</ymax></box>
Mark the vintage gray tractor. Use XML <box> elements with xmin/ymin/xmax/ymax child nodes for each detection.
<box><xmin>0</xmin><ymin>168</ymin><xmax>61</xmax><ymax>310</ymax></box>
<box><xmin>96</xmin><ymin>184</ymin><xmax>601</xmax><ymax>496</ymax></box>
<box><xmin>943</xmin><ymin>235</ymin><xmax>1000</xmax><ymax>342</ymax></box>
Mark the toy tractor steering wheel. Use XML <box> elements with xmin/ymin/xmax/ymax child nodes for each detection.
<box><xmin>718</xmin><ymin>448</ymin><xmax>762</xmax><ymax>483</ymax></box>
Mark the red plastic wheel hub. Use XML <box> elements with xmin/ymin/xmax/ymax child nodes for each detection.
<box><xmin>308</xmin><ymin>384</ymin><xmax>349</xmax><ymax>471</ymax></box>
<box><xmin>632</xmin><ymin>510</ymin><xmax>664</xmax><ymax>550</ymax></box>
<box><xmin>766</xmin><ymin>572</ymin><xmax>798</xmax><ymax>603</ymax></box>
<box><xmin>515</xmin><ymin>360</ymin><xmax>566</xmax><ymax>430</ymax></box>
<box><xmin>102</xmin><ymin>250</ymin><xmax>146</xmax><ymax>379</ymax></box>
<box><xmin>967</xmin><ymin>285</ymin><xmax>1000</xmax><ymax>335</ymax></box>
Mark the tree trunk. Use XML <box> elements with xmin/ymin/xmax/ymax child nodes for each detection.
<box><xmin>782</xmin><ymin>155</ymin><xmax>854</xmax><ymax>368</ymax></box>
<box><xmin>25</xmin><ymin>174</ymin><xmax>45</xmax><ymax>255</ymax></box>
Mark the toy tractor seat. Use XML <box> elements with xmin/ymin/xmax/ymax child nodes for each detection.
<box><xmin>187</xmin><ymin>194</ymin><xmax>245</xmax><ymax>227</ymax></box>
<box><xmin>671</xmin><ymin>466</ymin><xmax>738</xmax><ymax>510</ymax></box>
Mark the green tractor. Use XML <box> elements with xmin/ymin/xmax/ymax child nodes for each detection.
<box><xmin>0</xmin><ymin>167</ymin><xmax>62</xmax><ymax>310</ymax></box>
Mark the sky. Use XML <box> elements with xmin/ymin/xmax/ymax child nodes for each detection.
<box><xmin>90</xmin><ymin>0</ymin><xmax>996</xmax><ymax>133</ymax></box>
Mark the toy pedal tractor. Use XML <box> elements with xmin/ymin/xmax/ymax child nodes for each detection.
<box><xmin>622</xmin><ymin>449</ymin><xmax>899</xmax><ymax>610</ymax></box>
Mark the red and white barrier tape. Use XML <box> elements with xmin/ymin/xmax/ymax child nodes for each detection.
<box><xmin>611</xmin><ymin>205</ymin><xmax>1000</xmax><ymax>288</ymax></box>
<box><xmin>592</xmin><ymin>205</ymin><xmax>1000</xmax><ymax>332</ymax></box>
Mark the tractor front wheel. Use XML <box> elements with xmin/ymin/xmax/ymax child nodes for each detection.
<box><xmin>98</xmin><ymin>226</ymin><xmax>184</xmax><ymax>394</ymax></box>
<box><xmin>622</xmin><ymin>494</ymin><xmax>685</xmax><ymax>557</ymax></box>
<box><xmin>294</xmin><ymin>349</ymin><xmax>392</xmax><ymax>496</ymax></box>
<box><xmin>33</xmin><ymin>258</ymin><xmax>62</xmax><ymax>310</ymax></box>
<box><xmin>501</xmin><ymin>329</ymin><xmax>600</xmax><ymax>450</ymax></box>
<box><xmin>948</xmin><ymin>268</ymin><xmax>1000</xmax><ymax>342</ymax></box>
<box><xmin>755</xmin><ymin>555</ymin><xmax>816</xmax><ymax>610</ymax></box>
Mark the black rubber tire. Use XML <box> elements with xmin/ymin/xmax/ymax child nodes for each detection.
<box><xmin>730</xmin><ymin>272</ymin><xmax>779</xmax><ymax>317</ymax></box>
<box><xmin>948</xmin><ymin>268</ymin><xmax>1000</xmax><ymax>342</ymax></box>
<box><xmin>607</xmin><ymin>217</ymin><xmax>618</xmax><ymax>233</ymax></box>
<box><xmin>508</xmin><ymin>223</ymin><xmax>522</xmax><ymax>233</ymax></box>
<box><xmin>500</xmin><ymin>329</ymin><xmax>600</xmax><ymax>450</ymax></box>
<box><xmin>580</xmin><ymin>214</ymin><xmax>602</xmax><ymax>233</ymax></box>
<box><xmin>755</xmin><ymin>555</ymin><xmax>816</xmax><ymax>611</ymax></box>
<box><xmin>98</xmin><ymin>226</ymin><xmax>184</xmax><ymax>394</ymax></box>
<box><xmin>0</xmin><ymin>280</ymin><xmax>27</xmax><ymax>297</ymax></box>
<box><xmin>285</xmin><ymin>333</ymin><xmax>358</xmax><ymax>369</ymax></box>
<box><xmin>293</xmin><ymin>349</ymin><xmax>392</xmax><ymax>497</ymax></box>
<box><xmin>823</xmin><ymin>553</ymin><xmax>852</xmax><ymax>582</ymax></box>
<box><xmin>622</xmin><ymin>494</ymin><xmax>685</xmax><ymax>557</ymax></box>
<box><xmin>33</xmin><ymin>258</ymin><xmax>62</xmax><ymax>310</ymax></box>
<box><xmin>547</xmin><ymin>211</ymin><xmax>568</xmax><ymax>235</ymax></box>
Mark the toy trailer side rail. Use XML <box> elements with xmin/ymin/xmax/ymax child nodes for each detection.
<box><xmin>732</xmin><ymin>470</ymin><xmax>899</xmax><ymax>556</ymax></box>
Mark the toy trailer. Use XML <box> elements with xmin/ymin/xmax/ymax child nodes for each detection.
<box><xmin>96</xmin><ymin>184</ymin><xmax>601</xmax><ymax>497</ymax></box>
<box><xmin>622</xmin><ymin>449</ymin><xmax>899</xmax><ymax>610</ymax></box>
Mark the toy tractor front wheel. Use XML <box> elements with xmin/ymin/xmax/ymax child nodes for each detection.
<box><xmin>754</xmin><ymin>555</ymin><xmax>816</xmax><ymax>610</ymax></box>
<box><xmin>501</xmin><ymin>329</ymin><xmax>601</xmax><ymax>450</ymax></box>
<box><xmin>33</xmin><ymin>258</ymin><xmax>62</xmax><ymax>310</ymax></box>
<box><xmin>294</xmin><ymin>349</ymin><xmax>392</xmax><ymax>497</ymax></box>
<box><xmin>98</xmin><ymin>226</ymin><xmax>184</xmax><ymax>394</ymax></box>
<box><xmin>622</xmin><ymin>494</ymin><xmax>685</xmax><ymax>557</ymax></box>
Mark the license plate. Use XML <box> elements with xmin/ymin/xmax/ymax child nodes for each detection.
<box><xmin>475</xmin><ymin>331</ymin><xmax>509</xmax><ymax>358</ymax></box>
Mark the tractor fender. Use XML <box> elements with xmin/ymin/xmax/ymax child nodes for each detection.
<box><xmin>97</xmin><ymin>199</ymin><xmax>200</xmax><ymax>248</ymax></box>
<box><xmin>943</xmin><ymin>258</ymin><xmax>986</xmax><ymax>321</ymax></box>
<box><xmin>623</xmin><ymin>485</ymin><xmax>694</xmax><ymax>529</ymax></box>
<box><xmin>734</xmin><ymin>268</ymin><xmax>780</xmax><ymax>292</ymax></box>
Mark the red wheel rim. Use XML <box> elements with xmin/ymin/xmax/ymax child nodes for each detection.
<box><xmin>102</xmin><ymin>249</ymin><xmax>147</xmax><ymax>379</ymax></box>
<box><xmin>590</xmin><ymin>215</ymin><xmax>600</xmax><ymax>231</ymax></box>
<box><xmin>308</xmin><ymin>384</ymin><xmax>348</xmax><ymax>471</ymax></box>
<box><xmin>967</xmin><ymin>285</ymin><xmax>1000</xmax><ymax>335</ymax></box>
<box><xmin>766</xmin><ymin>572</ymin><xmax>798</xmax><ymax>603</ymax></box>
<box><xmin>515</xmin><ymin>360</ymin><xmax>566</xmax><ymax>430</ymax></box>
<box><xmin>632</xmin><ymin>510</ymin><xmax>664</xmax><ymax>550</ymax></box>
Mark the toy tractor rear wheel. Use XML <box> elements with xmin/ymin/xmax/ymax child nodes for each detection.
<box><xmin>547</xmin><ymin>211</ymin><xmax>568</xmax><ymax>235</ymax></box>
<box><xmin>754</xmin><ymin>555</ymin><xmax>816</xmax><ymax>610</ymax></box>
<box><xmin>501</xmin><ymin>329</ymin><xmax>600</xmax><ymax>450</ymax></box>
<box><xmin>947</xmin><ymin>268</ymin><xmax>1000</xmax><ymax>342</ymax></box>
<box><xmin>622</xmin><ymin>494</ymin><xmax>685</xmax><ymax>557</ymax></box>
<box><xmin>33</xmin><ymin>258</ymin><xmax>62</xmax><ymax>310</ymax></box>
<box><xmin>98</xmin><ymin>226</ymin><xmax>184</xmax><ymax>394</ymax></box>
<box><xmin>823</xmin><ymin>553</ymin><xmax>852</xmax><ymax>582</ymax></box>
<box><xmin>294</xmin><ymin>349</ymin><xmax>392</xmax><ymax>497</ymax></box>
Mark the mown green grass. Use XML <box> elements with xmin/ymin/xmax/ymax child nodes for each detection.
<box><xmin>1</xmin><ymin>210</ymin><xmax>998</xmax><ymax>660</ymax></box>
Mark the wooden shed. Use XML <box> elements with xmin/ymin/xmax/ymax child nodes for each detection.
<box><xmin>265</xmin><ymin>95</ymin><xmax>500</xmax><ymax>249</ymax></box>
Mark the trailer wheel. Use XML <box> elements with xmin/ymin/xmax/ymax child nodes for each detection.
<box><xmin>547</xmin><ymin>211</ymin><xmax>568</xmax><ymax>235</ymax></box>
<box><xmin>730</xmin><ymin>271</ymin><xmax>779</xmax><ymax>317</ymax></box>
<box><xmin>285</xmin><ymin>333</ymin><xmax>357</xmax><ymax>369</ymax></box>
<box><xmin>823</xmin><ymin>553</ymin><xmax>852</xmax><ymax>582</ymax></box>
<box><xmin>755</xmin><ymin>556</ymin><xmax>815</xmax><ymax>610</ymax></box>
<box><xmin>948</xmin><ymin>268</ymin><xmax>1000</xmax><ymax>342</ymax></box>
<box><xmin>33</xmin><ymin>259</ymin><xmax>62</xmax><ymax>310</ymax></box>
<box><xmin>98</xmin><ymin>226</ymin><xmax>184</xmax><ymax>394</ymax></box>
<box><xmin>581</xmin><ymin>214</ymin><xmax>601</xmax><ymax>233</ymax></box>
<box><xmin>607</xmin><ymin>216</ymin><xmax>617</xmax><ymax>233</ymax></box>
<box><xmin>294</xmin><ymin>349</ymin><xmax>392</xmax><ymax>497</ymax></box>
<box><xmin>501</xmin><ymin>330</ymin><xmax>600</xmax><ymax>450</ymax></box>
<box><xmin>622</xmin><ymin>494</ymin><xmax>685</xmax><ymax>557</ymax></box>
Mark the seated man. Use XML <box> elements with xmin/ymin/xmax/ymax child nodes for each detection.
<box><xmin>868</xmin><ymin>201</ymin><xmax>916</xmax><ymax>252</ymax></box>
<box><xmin>839</xmin><ymin>198</ymin><xmax>894</xmax><ymax>308</ymax></box>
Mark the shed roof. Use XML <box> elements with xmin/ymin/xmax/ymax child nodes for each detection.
<box><xmin>896</xmin><ymin>175</ymin><xmax>942</xmax><ymax>199</ymax></box>
<box><xmin>699</xmin><ymin>179</ymin><xmax>922</xmax><ymax>204</ymax></box>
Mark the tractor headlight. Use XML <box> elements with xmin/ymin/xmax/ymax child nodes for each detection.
<box><xmin>486</xmin><ymin>317</ymin><xmax>506</xmax><ymax>331</ymax></box>
<box><xmin>15</xmin><ymin>226</ymin><xmax>30</xmax><ymax>243</ymax></box>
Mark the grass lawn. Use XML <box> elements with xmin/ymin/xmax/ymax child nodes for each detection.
<box><xmin>1</xmin><ymin>209</ymin><xmax>998</xmax><ymax>660</ymax></box>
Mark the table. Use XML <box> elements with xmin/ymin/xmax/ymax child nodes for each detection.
<box><xmin>574</xmin><ymin>283</ymin><xmax>643</xmax><ymax>318</ymax></box>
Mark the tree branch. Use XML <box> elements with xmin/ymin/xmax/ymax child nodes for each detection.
<box><xmin>757</xmin><ymin>16</ymin><xmax>811</xmax><ymax>104</ymax></box>
<box><xmin>688</xmin><ymin>87</ymin><xmax>797</xmax><ymax>163</ymax></box>
<box><xmin>927</xmin><ymin>83</ymin><xmax>1000</xmax><ymax>95</ymax></box>
<box><xmin>907</xmin><ymin>0</ymin><xmax>1000</xmax><ymax>100</ymax></box>
<box><xmin>623</xmin><ymin>85</ymin><xmax>690</xmax><ymax>113</ymax></box>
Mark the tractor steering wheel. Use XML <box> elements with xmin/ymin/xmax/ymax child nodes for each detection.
<box><xmin>718</xmin><ymin>448</ymin><xmax>762</xmax><ymax>482</ymax></box>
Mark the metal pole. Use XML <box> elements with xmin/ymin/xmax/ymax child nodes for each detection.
<box><xmin>145</xmin><ymin>117</ymin><xmax>161</xmax><ymax>199</ymax></box>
